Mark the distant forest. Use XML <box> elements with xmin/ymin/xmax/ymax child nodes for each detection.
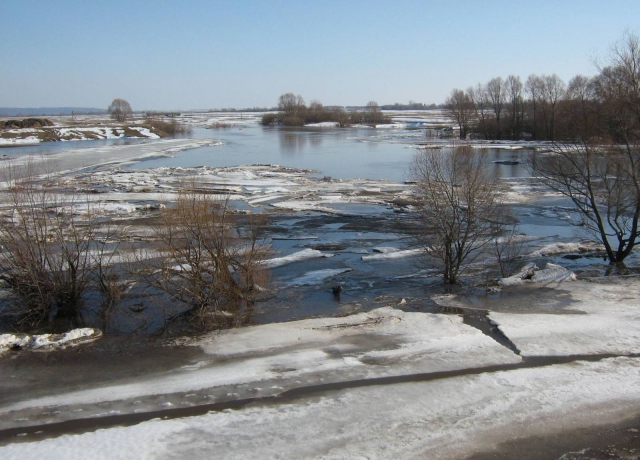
<box><xmin>443</xmin><ymin>32</ymin><xmax>640</xmax><ymax>143</ymax></box>
<box><xmin>0</xmin><ymin>107</ymin><xmax>107</xmax><ymax>117</ymax></box>
<box><xmin>380</xmin><ymin>102</ymin><xmax>440</xmax><ymax>110</ymax></box>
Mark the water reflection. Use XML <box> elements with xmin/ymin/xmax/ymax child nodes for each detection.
<box><xmin>3</xmin><ymin>125</ymin><xmax>536</xmax><ymax>182</ymax></box>
<box><xmin>309</xmin><ymin>133</ymin><xmax>323</xmax><ymax>148</ymax></box>
<box><xmin>279</xmin><ymin>131</ymin><xmax>308</xmax><ymax>155</ymax></box>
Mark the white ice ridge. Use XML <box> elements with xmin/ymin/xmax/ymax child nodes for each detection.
<box><xmin>361</xmin><ymin>247</ymin><xmax>423</xmax><ymax>261</ymax></box>
<box><xmin>286</xmin><ymin>268</ymin><xmax>352</xmax><ymax>286</ymax></box>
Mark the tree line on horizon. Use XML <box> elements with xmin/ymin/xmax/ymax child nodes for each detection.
<box><xmin>444</xmin><ymin>34</ymin><xmax>639</xmax><ymax>145</ymax></box>
<box><xmin>261</xmin><ymin>93</ymin><xmax>392</xmax><ymax>127</ymax></box>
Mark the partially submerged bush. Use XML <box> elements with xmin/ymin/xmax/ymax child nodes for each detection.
<box><xmin>0</xmin><ymin>162</ymin><xmax>122</xmax><ymax>331</ymax></box>
<box><xmin>261</xmin><ymin>94</ymin><xmax>386</xmax><ymax>127</ymax></box>
<box><xmin>136</xmin><ymin>188</ymin><xmax>271</xmax><ymax>330</ymax></box>
<box><xmin>143</xmin><ymin>118</ymin><xmax>192</xmax><ymax>136</ymax></box>
<box><xmin>260</xmin><ymin>113</ymin><xmax>279</xmax><ymax>126</ymax></box>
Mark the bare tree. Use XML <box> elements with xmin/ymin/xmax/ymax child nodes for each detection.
<box><xmin>538</xmin><ymin>74</ymin><xmax>565</xmax><ymax>140</ymax></box>
<box><xmin>525</xmin><ymin>74</ymin><xmax>544</xmax><ymax>139</ymax></box>
<box><xmin>493</xmin><ymin>224</ymin><xmax>525</xmax><ymax>278</ymax></box>
<box><xmin>364</xmin><ymin>101</ymin><xmax>387</xmax><ymax>124</ymax></box>
<box><xmin>445</xmin><ymin>89</ymin><xmax>474</xmax><ymax>139</ymax></box>
<box><xmin>137</xmin><ymin>187</ymin><xmax>270</xmax><ymax>329</ymax></box>
<box><xmin>530</xmin><ymin>141</ymin><xmax>640</xmax><ymax>266</ymax></box>
<box><xmin>487</xmin><ymin>77</ymin><xmax>505</xmax><ymax>139</ymax></box>
<box><xmin>278</xmin><ymin>93</ymin><xmax>305</xmax><ymax>117</ymax></box>
<box><xmin>468</xmin><ymin>83</ymin><xmax>490</xmax><ymax>139</ymax></box>
<box><xmin>505</xmin><ymin>75</ymin><xmax>524</xmax><ymax>140</ymax></box>
<box><xmin>530</xmin><ymin>32</ymin><xmax>640</xmax><ymax>267</ymax></box>
<box><xmin>108</xmin><ymin>98</ymin><xmax>133</xmax><ymax>123</ymax></box>
<box><xmin>566</xmin><ymin>74</ymin><xmax>598</xmax><ymax>139</ymax></box>
<box><xmin>594</xmin><ymin>31</ymin><xmax>640</xmax><ymax>142</ymax></box>
<box><xmin>411</xmin><ymin>146</ymin><xmax>508</xmax><ymax>284</ymax></box>
<box><xmin>308</xmin><ymin>100</ymin><xmax>324</xmax><ymax>123</ymax></box>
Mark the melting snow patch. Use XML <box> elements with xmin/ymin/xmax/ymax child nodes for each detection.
<box><xmin>490</xmin><ymin>280</ymin><xmax>640</xmax><ymax>357</ymax></box>
<box><xmin>0</xmin><ymin>136</ymin><xmax>40</xmax><ymax>145</ymax></box>
<box><xmin>304</xmin><ymin>122</ymin><xmax>340</xmax><ymax>128</ymax></box>
<box><xmin>131</xmin><ymin>127</ymin><xmax>160</xmax><ymax>139</ymax></box>
<box><xmin>0</xmin><ymin>328</ymin><xmax>102</xmax><ymax>355</ymax></box>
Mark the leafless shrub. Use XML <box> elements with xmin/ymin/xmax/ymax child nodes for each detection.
<box><xmin>493</xmin><ymin>224</ymin><xmax>525</xmax><ymax>278</ymax></box>
<box><xmin>135</xmin><ymin>187</ymin><xmax>271</xmax><ymax>330</ymax></box>
<box><xmin>143</xmin><ymin>118</ymin><xmax>192</xmax><ymax>136</ymax></box>
<box><xmin>0</xmin><ymin>161</ymin><xmax>123</xmax><ymax>330</ymax></box>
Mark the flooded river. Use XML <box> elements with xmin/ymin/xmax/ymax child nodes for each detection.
<box><xmin>0</xmin><ymin>121</ymin><xmax>618</xmax><ymax>330</ymax></box>
<box><xmin>127</xmin><ymin>125</ymin><xmax>533</xmax><ymax>182</ymax></box>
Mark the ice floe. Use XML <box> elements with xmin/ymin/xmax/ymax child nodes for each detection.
<box><xmin>362</xmin><ymin>248</ymin><xmax>423</xmax><ymax>261</ymax></box>
<box><xmin>499</xmin><ymin>262</ymin><xmax>577</xmax><ymax>286</ymax></box>
<box><xmin>262</xmin><ymin>248</ymin><xmax>333</xmax><ymax>268</ymax></box>
<box><xmin>527</xmin><ymin>241</ymin><xmax>601</xmax><ymax>258</ymax></box>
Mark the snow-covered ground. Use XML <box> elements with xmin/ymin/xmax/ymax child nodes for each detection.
<box><xmin>3</xmin><ymin>358</ymin><xmax>639</xmax><ymax>460</ymax></box>
<box><xmin>2</xmin><ymin>279</ymin><xmax>640</xmax><ymax>459</ymax></box>
<box><xmin>489</xmin><ymin>279</ymin><xmax>640</xmax><ymax>357</ymax></box>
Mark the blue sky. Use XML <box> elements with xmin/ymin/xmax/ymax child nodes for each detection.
<box><xmin>1</xmin><ymin>0</ymin><xmax>638</xmax><ymax>110</ymax></box>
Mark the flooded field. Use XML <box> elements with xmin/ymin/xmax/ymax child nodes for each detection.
<box><xmin>0</xmin><ymin>113</ymin><xmax>627</xmax><ymax>333</ymax></box>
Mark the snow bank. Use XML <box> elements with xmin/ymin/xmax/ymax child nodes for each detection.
<box><xmin>270</xmin><ymin>200</ymin><xmax>346</xmax><ymax>214</ymax></box>
<box><xmin>131</xmin><ymin>127</ymin><xmax>160</xmax><ymax>139</ymax></box>
<box><xmin>0</xmin><ymin>328</ymin><xmax>102</xmax><ymax>355</ymax></box>
<box><xmin>304</xmin><ymin>122</ymin><xmax>340</xmax><ymax>128</ymax></box>
<box><xmin>2</xmin><ymin>138</ymin><xmax>221</xmax><ymax>176</ymax></box>
<box><xmin>0</xmin><ymin>136</ymin><xmax>40</xmax><ymax>145</ymax></box>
